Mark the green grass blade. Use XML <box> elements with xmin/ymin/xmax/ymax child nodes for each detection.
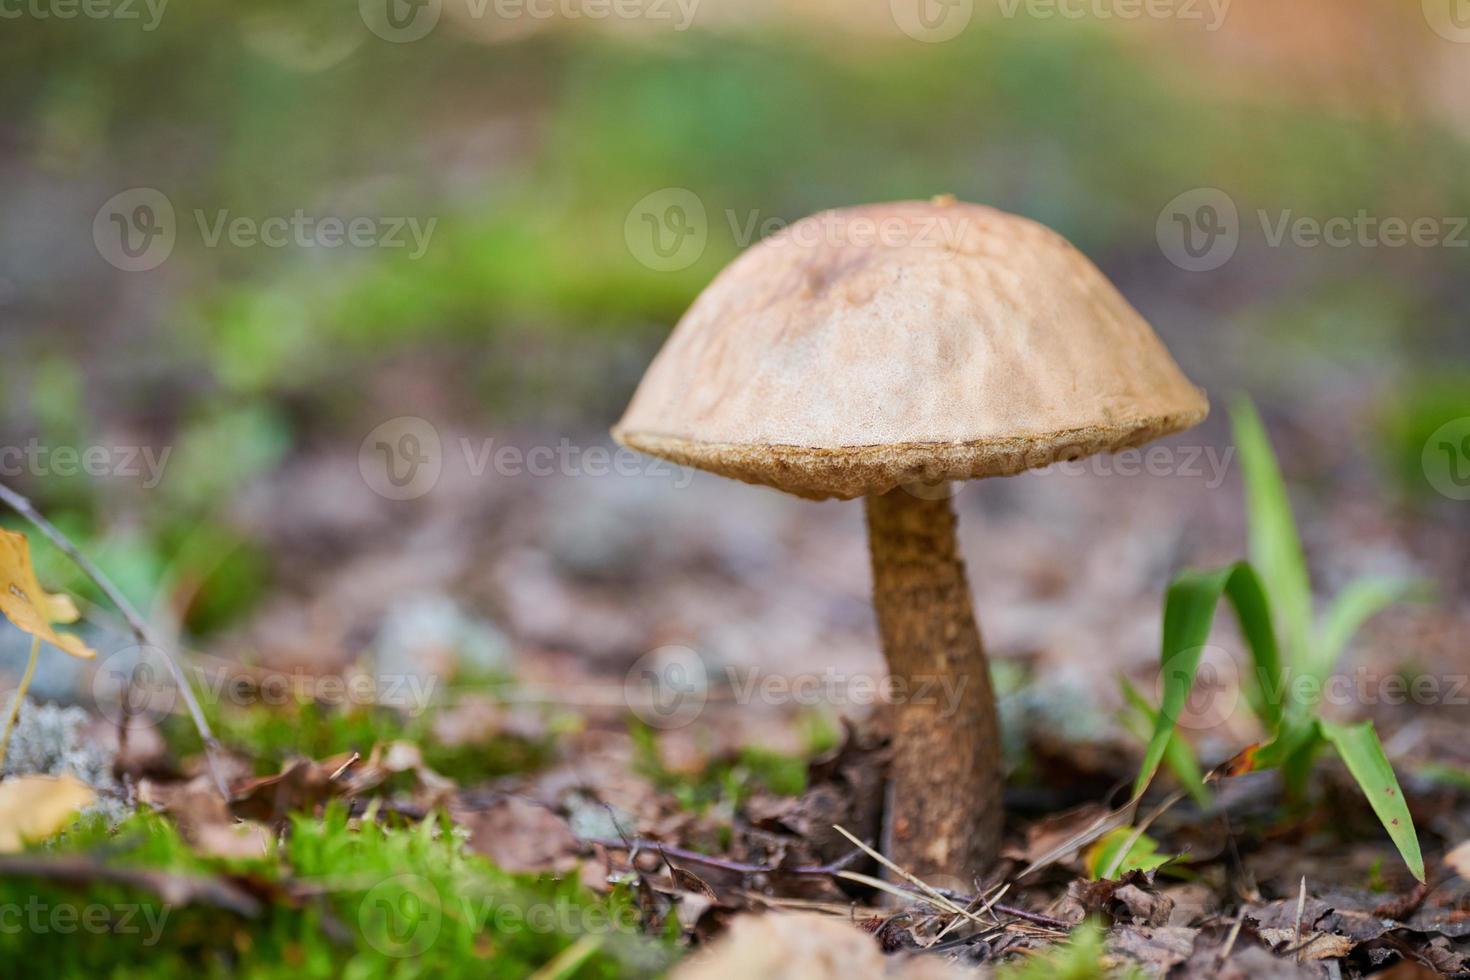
<box><xmin>1119</xmin><ymin>676</ymin><xmax>1211</xmax><ymax>807</ymax></box>
<box><xmin>1134</xmin><ymin>562</ymin><xmax>1283</xmax><ymax>799</ymax></box>
<box><xmin>1085</xmin><ymin>826</ymin><xmax>1171</xmax><ymax>880</ymax></box>
<box><xmin>1315</xmin><ymin>577</ymin><xmax>1422</xmax><ymax>682</ymax></box>
<box><xmin>1253</xmin><ymin>715</ymin><xmax>1320</xmax><ymax>770</ymax></box>
<box><xmin>1319</xmin><ymin>719</ymin><xmax>1425</xmax><ymax>882</ymax></box>
<box><xmin>1222</xmin><ymin>561</ymin><xmax>1285</xmax><ymax>729</ymax></box>
<box><xmin>1232</xmin><ymin>397</ymin><xmax>1314</xmax><ymax>668</ymax></box>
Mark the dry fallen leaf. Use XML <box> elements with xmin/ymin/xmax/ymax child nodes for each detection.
<box><xmin>670</xmin><ymin>911</ymin><xmax>968</xmax><ymax>980</ymax></box>
<box><xmin>0</xmin><ymin>774</ymin><xmax>96</xmax><ymax>851</ymax></box>
<box><xmin>1108</xmin><ymin>925</ymin><xmax>1198</xmax><ymax>974</ymax></box>
<box><xmin>458</xmin><ymin>797</ymin><xmax>581</xmax><ymax>874</ymax></box>
<box><xmin>1445</xmin><ymin>840</ymin><xmax>1470</xmax><ymax>880</ymax></box>
<box><xmin>138</xmin><ymin>776</ymin><xmax>274</xmax><ymax>860</ymax></box>
<box><xmin>1206</xmin><ymin>742</ymin><xmax>1264</xmax><ymax>781</ymax></box>
<box><xmin>0</xmin><ymin>528</ymin><xmax>96</xmax><ymax>659</ymax></box>
<box><xmin>229</xmin><ymin>752</ymin><xmax>361</xmax><ymax>824</ymax></box>
<box><xmin>1258</xmin><ymin>928</ymin><xmax>1357</xmax><ymax>961</ymax></box>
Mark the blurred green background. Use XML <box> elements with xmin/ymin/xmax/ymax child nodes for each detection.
<box><xmin>2</xmin><ymin>0</ymin><xmax>1468</xmax><ymax>643</ymax></box>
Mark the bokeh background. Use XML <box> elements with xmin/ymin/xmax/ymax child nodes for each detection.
<box><xmin>2</xmin><ymin>0</ymin><xmax>1468</xmax><ymax>792</ymax></box>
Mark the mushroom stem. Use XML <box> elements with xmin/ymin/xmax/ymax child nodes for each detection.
<box><xmin>864</xmin><ymin>487</ymin><xmax>1003</xmax><ymax>879</ymax></box>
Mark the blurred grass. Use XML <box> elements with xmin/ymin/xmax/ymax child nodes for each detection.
<box><xmin>0</xmin><ymin>803</ymin><xmax>671</xmax><ymax>977</ymax></box>
<box><xmin>2</xmin><ymin>9</ymin><xmax>1468</xmax><ymax>633</ymax></box>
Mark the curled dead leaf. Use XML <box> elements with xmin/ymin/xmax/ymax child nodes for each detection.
<box><xmin>1206</xmin><ymin>742</ymin><xmax>1264</xmax><ymax>782</ymax></box>
<box><xmin>1258</xmin><ymin>928</ymin><xmax>1357</xmax><ymax>961</ymax></box>
<box><xmin>0</xmin><ymin>774</ymin><xmax>96</xmax><ymax>852</ymax></box>
<box><xmin>670</xmin><ymin>911</ymin><xmax>968</xmax><ymax>980</ymax></box>
<box><xmin>1445</xmin><ymin>840</ymin><xmax>1470</xmax><ymax>881</ymax></box>
<box><xmin>0</xmin><ymin>528</ymin><xmax>96</xmax><ymax>659</ymax></box>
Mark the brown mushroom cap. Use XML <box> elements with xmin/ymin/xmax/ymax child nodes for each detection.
<box><xmin>614</xmin><ymin>199</ymin><xmax>1209</xmax><ymax>500</ymax></box>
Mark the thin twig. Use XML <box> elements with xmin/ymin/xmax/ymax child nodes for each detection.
<box><xmin>0</xmin><ymin>635</ymin><xmax>40</xmax><ymax>770</ymax></box>
<box><xmin>831</xmin><ymin>824</ymin><xmax>983</xmax><ymax>925</ymax></box>
<box><xmin>837</xmin><ymin>869</ymin><xmax>938</xmax><ymax>907</ymax></box>
<box><xmin>1293</xmin><ymin>875</ymin><xmax>1308</xmax><ymax>961</ymax></box>
<box><xmin>582</xmin><ymin>836</ymin><xmax>862</xmax><ymax>878</ymax></box>
<box><xmin>878</xmin><ymin>877</ymin><xmax>1071</xmax><ymax>931</ymax></box>
<box><xmin>0</xmin><ymin>481</ymin><xmax>228</xmax><ymax>797</ymax></box>
<box><xmin>585</xmin><ymin>835</ymin><xmax>1068</xmax><ymax>930</ymax></box>
<box><xmin>1217</xmin><ymin>906</ymin><xmax>1247</xmax><ymax>966</ymax></box>
<box><xmin>1099</xmin><ymin>789</ymin><xmax>1187</xmax><ymax>880</ymax></box>
<box><xmin>1016</xmin><ymin>796</ymin><xmax>1141</xmax><ymax>881</ymax></box>
<box><xmin>527</xmin><ymin>933</ymin><xmax>603</xmax><ymax>980</ymax></box>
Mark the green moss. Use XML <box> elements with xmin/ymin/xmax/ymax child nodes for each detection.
<box><xmin>0</xmin><ymin>805</ymin><xmax>675</xmax><ymax>978</ymax></box>
<box><xmin>629</xmin><ymin>721</ymin><xmax>817</xmax><ymax>819</ymax></box>
<box><xmin>164</xmin><ymin>689</ymin><xmax>553</xmax><ymax>783</ymax></box>
<box><xmin>1375</xmin><ymin>371</ymin><xmax>1470</xmax><ymax>503</ymax></box>
<box><xmin>997</xmin><ymin>921</ymin><xmax>1144</xmax><ymax>980</ymax></box>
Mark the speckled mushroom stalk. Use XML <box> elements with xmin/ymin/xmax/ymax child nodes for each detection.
<box><xmin>864</xmin><ymin>487</ymin><xmax>1003</xmax><ymax>875</ymax></box>
<box><xmin>614</xmin><ymin>198</ymin><xmax>1209</xmax><ymax>883</ymax></box>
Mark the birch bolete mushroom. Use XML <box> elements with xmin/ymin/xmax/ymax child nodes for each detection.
<box><xmin>613</xmin><ymin>198</ymin><xmax>1208</xmax><ymax>878</ymax></box>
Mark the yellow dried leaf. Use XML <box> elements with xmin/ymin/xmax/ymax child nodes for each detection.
<box><xmin>0</xmin><ymin>774</ymin><xmax>96</xmax><ymax>852</ymax></box>
<box><xmin>1447</xmin><ymin>840</ymin><xmax>1470</xmax><ymax>880</ymax></box>
<box><xmin>0</xmin><ymin>528</ymin><xmax>95</xmax><ymax>659</ymax></box>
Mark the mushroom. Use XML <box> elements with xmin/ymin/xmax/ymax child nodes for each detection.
<box><xmin>613</xmin><ymin>198</ymin><xmax>1208</xmax><ymax>878</ymax></box>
